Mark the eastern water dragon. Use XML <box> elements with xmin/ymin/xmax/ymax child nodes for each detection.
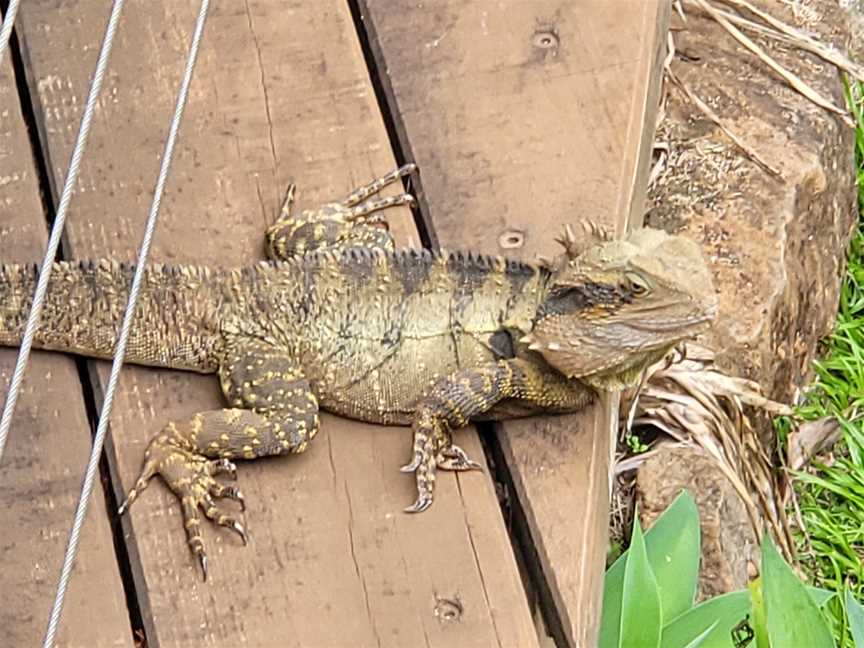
<box><xmin>0</xmin><ymin>165</ymin><xmax>718</xmax><ymax>578</ymax></box>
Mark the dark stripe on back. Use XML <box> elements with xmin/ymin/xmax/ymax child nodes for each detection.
<box><xmin>390</xmin><ymin>248</ymin><xmax>434</xmax><ymax>296</ymax></box>
<box><xmin>447</xmin><ymin>251</ymin><xmax>492</xmax><ymax>313</ymax></box>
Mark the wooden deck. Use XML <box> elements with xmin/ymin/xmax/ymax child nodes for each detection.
<box><xmin>0</xmin><ymin>2</ymin><xmax>667</xmax><ymax>646</ymax></box>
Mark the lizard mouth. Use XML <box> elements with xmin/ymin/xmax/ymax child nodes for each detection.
<box><xmin>612</xmin><ymin>293</ymin><xmax>718</xmax><ymax>330</ymax></box>
<box><xmin>523</xmin><ymin>302</ymin><xmax>717</xmax><ymax>381</ymax></box>
<box><xmin>623</xmin><ymin>311</ymin><xmax>715</xmax><ymax>334</ymax></box>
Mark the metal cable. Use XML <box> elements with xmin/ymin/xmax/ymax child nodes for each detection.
<box><xmin>0</xmin><ymin>0</ymin><xmax>127</xmax><ymax>463</ymax></box>
<box><xmin>43</xmin><ymin>1</ymin><xmax>211</xmax><ymax>644</ymax></box>
<box><xmin>0</xmin><ymin>0</ymin><xmax>21</xmax><ymax>70</ymax></box>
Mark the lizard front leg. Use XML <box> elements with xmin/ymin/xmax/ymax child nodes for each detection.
<box><xmin>264</xmin><ymin>164</ymin><xmax>418</xmax><ymax>261</ymax></box>
<box><xmin>119</xmin><ymin>338</ymin><xmax>318</xmax><ymax>579</ymax></box>
<box><xmin>403</xmin><ymin>357</ymin><xmax>592</xmax><ymax>513</ymax></box>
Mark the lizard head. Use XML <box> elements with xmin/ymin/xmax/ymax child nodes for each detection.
<box><xmin>524</xmin><ymin>224</ymin><xmax>718</xmax><ymax>391</ymax></box>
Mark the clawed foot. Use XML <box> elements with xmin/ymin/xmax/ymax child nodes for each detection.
<box><xmin>437</xmin><ymin>445</ymin><xmax>483</xmax><ymax>472</ymax></box>
<box><xmin>400</xmin><ymin>422</ymin><xmax>483</xmax><ymax>514</ymax></box>
<box><xmin>119</xmin><ymin>435</ymin><xmax>249</xmax><ymax>581</ymax></box>
<box><xmin>342</xmin><ymin>162</ymin><xmax>418</xmax><ymax>207</ymax></box>
<box><xmin>265</xmin><ymin>163</ymin><xmax>420</xmax><ymax>261</ymax></box>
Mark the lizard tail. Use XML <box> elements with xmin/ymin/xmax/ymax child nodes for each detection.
<box><xmin>0</xmin><ymin>260</ymin><xmax>226</xmax><ymax>373</ymax></box>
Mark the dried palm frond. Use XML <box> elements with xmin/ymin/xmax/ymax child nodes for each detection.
<box><xmin>618</xmin><ymin>342</ymin><xmax>797</xmax><ymax>563</ymax></box>
<box><xmin>786</xmin><ymin>415</ymin><xmax>843</xmax><ymax>472</ymax></box>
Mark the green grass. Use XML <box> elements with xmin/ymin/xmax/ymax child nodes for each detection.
<box><xmin>777</xmin><ymin>79</ymin><xmax>864</xmax><ymax>646</ymax></box>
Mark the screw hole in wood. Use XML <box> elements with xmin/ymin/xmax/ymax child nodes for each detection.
<box><xmin>499</xmin><ymin>229</ymin><xmax>525</xmax><ymax>249</ymax></box>
<box><xmin>433</xmin><ymin>596</ymin><xmax>464</xmax><ymax>622</ymax></box>
<box><xmin>532</xmin><ymin>30</ymin><xmax>558</xmax><ymax>49</ymax></box>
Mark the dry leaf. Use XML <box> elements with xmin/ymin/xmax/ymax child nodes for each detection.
<box><xmin>787</xmin><ymin>415</ymin><xmax>842</xmax><ymax>471</ymax></box>
<box><xmin>715</xmin><ymin>0</ymin><xmax>864</xmax><ymax>81</ymax></box>
<box><xmin>618</xmin><ymin>341</ymin><xmax>797</xmax><ymax>562</ymax></box>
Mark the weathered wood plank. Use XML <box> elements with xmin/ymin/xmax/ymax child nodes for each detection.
<box><xmin>0</xmin><ymin>28</ymin><xmax>132</xmax><ymax>648</ymax></box>
<box><xmin>357</xmin><ymin>1</ymin><xmax>670</xmax><ymax>645</ymax></box>
<box><xmin>15</xmin><ymin>1</ymin><xmax>538</xmax><ymax>646</ymax></box>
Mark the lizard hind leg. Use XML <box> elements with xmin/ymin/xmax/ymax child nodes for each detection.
<box><xmin>120</xmin><ymin>339</ymin><xmax>319</xmax><ymax>580</ymax></box>
<box><xmin>348</xmin><ymin>193</ymin><xmax>416</xmax><ymax>221</ymax></box>
<box><xmin>119</xmin><ymin>415</ymin><xmax>253</xmax><ymax>579</ymax></box>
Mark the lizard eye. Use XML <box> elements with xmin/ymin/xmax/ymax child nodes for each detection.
<box><xmin>625</xmin><ymin>272</ymin><xmax>650</xmax><ymax>296</ymax></box>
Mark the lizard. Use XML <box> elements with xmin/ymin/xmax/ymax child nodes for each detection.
<box><xmin>0</xmin><ymin>164</ymin><xmax>718</xmax><ymax>578</ymax></box>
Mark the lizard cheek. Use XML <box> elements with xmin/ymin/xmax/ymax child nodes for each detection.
<box><xmin>526</xmin><ymin>318</ymin><xmax>595</xmax><ymax>378</ymax></box>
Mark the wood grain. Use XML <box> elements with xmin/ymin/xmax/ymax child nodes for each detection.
<box><xmin>0</xmin><ymin>29</ymin><xmax>132</xmax><ymax>648</ymax></box>
<box><xmin>358</xmin><ymin>1</ymin><xmax>670</xmax><ymax>645</ymax></box>
<box><xmin>15</xmin><ymin>1</ymin><xmax>537</xmax><ymax>646</ymax></box>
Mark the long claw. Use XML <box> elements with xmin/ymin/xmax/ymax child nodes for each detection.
<box><xmin>212</xmin><ymin>458</ymin><xmax>238</xmax><ymax>480</ymax></box>
<box><xmin>232</xmin><ymin>487</ymin><xmax>246</xmax><ymax>511</ymax></box>
<box><xmin>232</xmin><ymin>520</ymin><xmax>249</xmax><ymax>545</ymax></box>
<box><xmin>400</xmin><ymin>455</ymin><xmax>421</xmax><ymax>473</ymax></box>
<box><xmin>118</xmin><ymin>460</ymin><xmax>156</xmax><ymax>516</ymax></box>
<box><xmin>399</xmin><ymin>162</ymin><xmax>418</xmax><ymax>176</ymax></box>
<box><xmin>404</xmin><ymin>494</ymin><xmax>432</xmax><ymax>514</ymax></box>
<box><xmin>212</xmin><ymin>483</ymin><xmax>246</xmax><ymax>511</ymax></box>
<box><xmin>198</xmin><ymin>553</ymin><xmax>208</xmax><ymax>582</ymax></box>
<box><xmin>283</xmin><ymin>182</ymin><xmax>296</xmax><ymax>206</ymax></box>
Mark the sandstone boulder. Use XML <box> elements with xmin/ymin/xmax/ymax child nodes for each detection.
<box><xmin>635</xmin><ymin>0</ymin><xmax>858</xmax><ymax>594</ymax></box>
<box><xmin>648</xmin><ymin>0</ymin><xmax>857</xmax><ymax>403</ymax></box>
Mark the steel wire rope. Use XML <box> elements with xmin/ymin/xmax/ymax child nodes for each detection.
<box><xmin>0</xmin><ymin>0</ymin><xmax>127</xmax><ymax>463</ymax></box>
<box><xmin>0</xmin><ymin>0</ymin><xmax>21</xmax><ymax>70</ymax></box>
<box><xmin>43</xmin><ymin>1</ymin><xmax>211</xmax><ymax>645</ymax></box>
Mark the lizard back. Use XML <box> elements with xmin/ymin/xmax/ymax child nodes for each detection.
<box><xmin>0</xmin><ymin>249</ymin><xmax>550</xmax><ymax>422</ymax></box>
<box><xmin>265</xmin><ymin>248</ymin><xmax>550</xmax><ymax>423</ymax></box>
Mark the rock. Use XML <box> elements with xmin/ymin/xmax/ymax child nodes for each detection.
<box><xmin>647</xmin><ymin>0</ymin><xmax>857</xmax><ymax>407</ymax></box>
<box><xmin>636</xmin><ymin>446</ymin><xmax>757</xmax><ymax>601</ymax></box>
<box><xmin>635</xmin><ymin>0</ymin><xmax>858</xmax><ymax>595</ymax></box>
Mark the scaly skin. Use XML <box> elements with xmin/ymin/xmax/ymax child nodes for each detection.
<box><xmin>0</xmin><ymin>165</ymin><xmax>718</xmax><ymax>578</ymax></box>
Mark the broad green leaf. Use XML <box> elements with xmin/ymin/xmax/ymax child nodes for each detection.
<box><xmin>846</xmin><ymin>587</ymin><xmax>864</xmax><ymax>648</ymax></box>
<box><xmin>762</xmin><ymin>536</ymin><xmax>835</xmax><ymax>648</ymax></box>
<box><xmin>660</xmin><ymin>591</ymin><xmax>750</xmax><ymax>648</ymax></box>
<box><xmin>749</xmin><ymin>577</ymin><xmax>769</xmax><ymax>648</ymax></box>
<box><xmin>808</xmin><ymin>586</ymin><xmax>838</xmax><ymax>608</ymax></box>
<box><xmin>600</xmin><ymin>491</ymin><xmax>700</xmax><ymax>647</ymax></box>
<box><xmin>682</xmin><ymin>622</ymin><xmax>720</xmax><ymax>648</ymax></box>
<box><xmin>620</xmin><ymin>516</ymin><xmax>662</xmax><ymax>648</ymax></box>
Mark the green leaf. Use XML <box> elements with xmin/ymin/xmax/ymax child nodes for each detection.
<box><xmin>681</xmin><ymin>622</ymin><xmax>720</xmax><ymax>648</ymax></box>
<box><xmin>846</xmin><ymin>587</ymin><xmax>864</xmax><ymax>648</ymax></box>
<box><xmin>748</xmin><ymin>578</ymin><xmax>769</xmax><ymax>648</ymax></box>
<box><xmin>808</xmin><ymin>586</ymin><xmax>838</xmax><ymax>608</ymax></box>
<box><xmin>762</xmin><ymin>536</ymin><xmax>835</xmax><ymax>648</ymax></box>
<box><xmin>600</xmin><ymin>491</ymin><xmax>701</xmax><ymax>647</ymax></box>
<box><xmin>660</xmin><ymin>591</ymin><xmax>750</xmax><ymax>648</ymax></box>
<box><xmin>620</xmin><ymin>515</ymin><xmax>662</xmax><ymax>648</ymax></box>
